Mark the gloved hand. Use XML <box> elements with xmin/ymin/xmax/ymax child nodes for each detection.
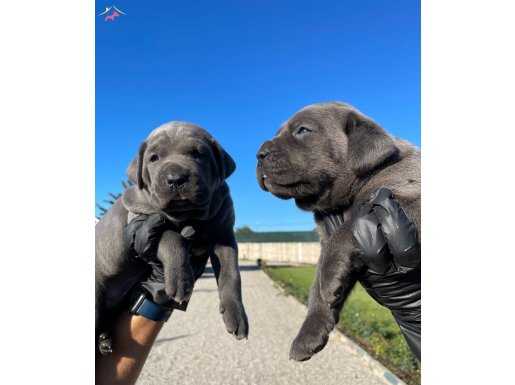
<box><xmin>97</xmin><ymin>214</ymin><xmax>200</xmax><ymax>355</ymax></box>
<box><xmin>353</xmin><ymin>187</ymin><xmax>420</xmax><ymax>274</ymax></box>
<box><xmin>125</xmin><ymin>213</ymin><xmax>169</xmax><ymax>261</ymax></box>
<box><xmin>125</xmin><ymin>213</ymin><xmax>200</xmax><ymax>311</ymax></box>
<box><xmin>139</xmin><ymin>259</ymin><xmax>177</xmax><ymax>306</ymax></box>
<box><xmin>99</xmin><ymin>213</ymin><xmax>168</xmax><ymax>317</ymax></box>
<box><xmin>138</xmin><ymin>234</ymin><xmax>192</xmax><ymax>311</ymax></box>
<box><xmin>352</xmin><ymin>187</ymin><xmax>421</xmax><ymax>361</ymax></box>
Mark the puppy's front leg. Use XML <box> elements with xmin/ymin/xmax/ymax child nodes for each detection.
<box><xmin>290</xmin><ymin>225</ymin><xmax>362</xmax><ymax>361</ymax></box>
<box><xmin>157</xmin><ymin>230</ymin><xmax>194</xmax><ymax>303</ymax></box>
<box><xmin>318</xmin><ymin>223</ymin><xmax>362</xmax><ymax>308</ymax></box>
<box><xmin>290</xmin><ymin>252</ymin><xmax>338</xmax><ymax>361</ymax></box>
<box><xmin>211</xmin><ymin>234</ymin><xmax>249</xmax><ymax>340</ymax></box>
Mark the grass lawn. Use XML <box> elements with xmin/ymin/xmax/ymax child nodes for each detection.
<box><xmin>264</xmin><ymin>265</ymin><xmax>420</xmax><ymax>385</ymax></box>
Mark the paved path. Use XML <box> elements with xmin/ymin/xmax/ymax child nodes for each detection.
<box><xmin>138</xmin><ymin>262</ymin><xmax>397</xmax><ymax>385</ymax></box>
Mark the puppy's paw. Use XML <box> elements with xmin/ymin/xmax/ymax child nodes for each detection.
<box><xmin>98</xmin><ymin>333</ymin><xmax>113</xmax><ymax>356</ymax></box>
<box><xmin>289</xmin><ymin>314</ymin><xmax>333</xmax><ymax>361</ymax></box>
<box><xmin>166</xmin><ymin>266</ymin><xmax>194</xmax><ymax>304</ymax></box>
<box><xmin>219</xmin><ymin>299</ymin><xmax>249</xmax><ymax>340</ymax></box>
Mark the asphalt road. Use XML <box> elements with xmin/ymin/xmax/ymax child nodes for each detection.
<box><xmin>137</xmin><ymin>261</ymin><xmax>399</xmax><ymax>385</ymax></box>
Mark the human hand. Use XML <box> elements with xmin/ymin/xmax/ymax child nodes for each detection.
<box><xmin>125</xmin><ymin>214</ymin><xmax>200</xmax><ymax>309</ymax></box>
<box><xmin>353</xmin><ymin>187</ymin><xmax>419</xmax><ymax>274</ymax></box>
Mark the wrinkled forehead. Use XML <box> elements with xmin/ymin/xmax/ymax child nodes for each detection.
<box><xmin>146</xmin><ymin>121</ymin><xmax>212</xmax><ymax>148</ymax></box>
<box><xmin>275</xmin><ymin>103</ymin><xmax>352</xmax><ymax>136</ymax></box>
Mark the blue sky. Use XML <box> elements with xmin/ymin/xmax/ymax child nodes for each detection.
<box><xmin>96</xmin><ymin>0</ymin><xmax>420</xmax><ymax>230</ymax></box>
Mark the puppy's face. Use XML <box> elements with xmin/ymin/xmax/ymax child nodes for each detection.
<box><xmin>256</xmin><ymin>103</ymin><xmax>398</xmax><ymax>211</ymax></box>
<box><xmin>126</xmin><ymin>122</ymin><xmax>235</xmax><ymax>219</ymax></box>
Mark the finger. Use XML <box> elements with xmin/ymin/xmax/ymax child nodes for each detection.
<box><xmin>369</xmin><ymin>186</ymin><xmax>394</xmax><ymax>206</ymax></box>
<box><xmin>352</xmin><ymin>213</ymin><xmax>391</xmax><ymax>274</ymax></box>
<box><xmin>147</xmin><ymin>213</ymin><xmax>166</xmax><ymax>227</ymax></box>
<box><xmin>355</xmin><ymin>201</ymin><xmax>374</xmax><ymax>217</ymax></box>
<box><xmin>372</xmin><ymin>198</ymin><xmax>419</xmax><ymax>269</ymax></box>
<box><xmin>353</xmin><ymin>213</ymin><xmax>381</xmax><ymax>252</ymax></box>
<box><xmin>321</xmin><ymin>213</ymin><xmax>345</xmax><ymax>236</ymax></box>
<box><xmin>372</xmin><ymin>197</ymin><xmax>401</xmax><ymax>226</ymax></box>
<box><xmin>126</xmin><ymin>216</ymin><xmax>146</xmax><ymax>251</ymax></box>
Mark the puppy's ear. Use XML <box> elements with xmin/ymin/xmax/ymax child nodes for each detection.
<box><xmin>344</xmin><ymin>111</ymin><xmax>399</xmax><ymax>176</ymax></box>
<box><xmin>126</xmin><ymin>141</ymin><xmax>148</xmax><ymax>189</ymax></box>
<box><xmin>211</xmin><ymin>139</ymin><xmax>236</xmax><ymax>179</ymax></box>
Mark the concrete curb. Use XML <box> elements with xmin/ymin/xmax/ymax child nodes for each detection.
<box><xmin>261</xmin><ymin>268</ymin><xmax>407</xmax><ymax>385</ymax></box>
<box><xmin>332</xmin><ymin>331</ymin><xmax>407</xmax><ymax>385</ymax></box>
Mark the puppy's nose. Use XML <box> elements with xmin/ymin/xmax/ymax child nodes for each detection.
<box><xmin>257</xmin><ymin>141</ymin><xmax>273</xmax><ymax>160</ymax></box>
<box><xmin>257</xmin><ymin>149</ymin><xmax>270</xmax><ymax>160</ymax></box>
<box><xmin>167</xmin><ymin>173</ymin><xmax>189</xmax><ymax>189</ymax></box>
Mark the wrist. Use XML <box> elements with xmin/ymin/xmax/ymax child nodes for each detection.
<box><xmin>128</xmin><ymin>313</ymin><xmax>165</xmax><ymax>342</ymax></box>
<box><xmin>129</xmin><ymin>290</ymin><xmax>173</xmax><ymax>322</ymax></box>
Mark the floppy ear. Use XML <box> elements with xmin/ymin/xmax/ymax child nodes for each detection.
<box><xmin>126</xmin><ymin>141</ymin><xmax>148</xmax><ymax>189</ymax></box>
<box><xmin>211</xmin><ymin>139</ymin><xmax>236</xmax><ymax>179</ymax></box>
<box><xmin>344</xmin><ymin>111</ymin><xmax>399</xmax><ymax>176</ymax></box>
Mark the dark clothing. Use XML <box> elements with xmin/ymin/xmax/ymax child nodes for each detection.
<box><xmin>352</xmin><ymin>187</ymin><xmax>421</xmax><ymax>360</ymax></box>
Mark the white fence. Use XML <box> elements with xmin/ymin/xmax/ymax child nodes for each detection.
<box><xmin>238</xmin><ymin>242</ymin><xmax>320</xmax><ymax>265</ymax></box>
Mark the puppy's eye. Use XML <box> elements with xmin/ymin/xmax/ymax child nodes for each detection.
<box><xmin>295</xmin><ymin>126</ymin><xmax>312</xmax><ymax>136</ymax></box>
<box><xmin>149</xmin><ymin>154</ymin><xmax>159</xmax><ymax>163</ymax></box>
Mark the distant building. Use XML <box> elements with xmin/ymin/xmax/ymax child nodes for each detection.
<box><xmin>235</xmin><ymin>227</ymin><xmax>318</xmax><ymax>243</ymax></box>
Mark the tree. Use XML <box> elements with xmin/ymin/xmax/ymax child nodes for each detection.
<box><xmin>235</xmin><ymin>226</ymin><xmax>254</xmax><ymax>236</ymax></box>
<box><xmin>95</xmin><ymin>180</ymin><xmax>133</xmax><ymax>220</ymax></box>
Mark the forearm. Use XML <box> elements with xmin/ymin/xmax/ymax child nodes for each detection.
<box><xmin>96</xmin><ymin>312</ymin><xmax>164</xmax><ymax>385</ymax></box>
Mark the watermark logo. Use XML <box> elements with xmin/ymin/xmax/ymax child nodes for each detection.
<box><xmin>98</xmin><ymin>5</ymin><xmax>126</xmax><ymax>22</ymax></box>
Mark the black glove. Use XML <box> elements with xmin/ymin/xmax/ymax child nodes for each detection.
<box><xmin>353</xmin><ymin>187</ymin><xmax>420</xmax><ymax>274</ymax></box>
<box><xmin>352</xmin><ymin>187</ymin><xmax>421</xmax><ymax>361</ymax></box>
<box><xmin>125</xmin><ymin>214</ymin><xmax>200</xmax><ymax>311</ymax></box>
<box><xmin>125</xmin><ymin>213</ymin><xmax>169</xmax><ymax>261</ymax></box>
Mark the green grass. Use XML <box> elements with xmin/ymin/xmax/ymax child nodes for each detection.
<box><xmin>264</xmin><ymin>265</ymin><xmax>420</xmax><ymax>385</ymax></box>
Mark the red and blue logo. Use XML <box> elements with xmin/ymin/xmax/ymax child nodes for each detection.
<box><xmin>97</xmin><ymin>6</ymin><xmax>126</xmax><ymax>22</ymax></box>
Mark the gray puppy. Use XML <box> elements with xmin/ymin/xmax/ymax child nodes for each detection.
<box><xmin>256</xmin><ymin>102</ymin><xmax>420</xmax><ymax>361</ymax></box>
<box><xmin>96</xmin><ymin>122</ymin><xmax>249</xmax><ymax>351</ymax></box>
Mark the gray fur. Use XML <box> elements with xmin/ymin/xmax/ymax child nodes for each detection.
<box><xmin>96</xmin><ymin>122</ymin><xmax>248</xmax><ymax>351</ymax></box>
<box><xmin>256</xmin><ymin>102</ymin><xmax>420</xmax><ymax>361</ymax></box>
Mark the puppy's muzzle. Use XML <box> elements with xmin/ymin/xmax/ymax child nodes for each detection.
<box><xmin>257</xmin><ymin>148</ymin><xmax>271</xmax><ymax>161</ymax></box>
<box><xmin>257</xmin><ymin>140</ymin><xmax>280</xmax><ymax>171</ymax></box>
<box><xmin>167</xmin><ymin>174</ymin><xmax>189</xmax><ymax>190</ymax></box>
<box><xmin>257</xmin><ymin>140</ymin><xmax>273</xmax><ymax>161</ymax></box>
<box><xmin>257</xmin><ymin>141</ymin><xmax>289</xmax><ymax>176</ymax></box>
<box><xmin>165</xmin><ymin>167</ymin><xmax>190</xmax><ymax>191</ymax></box>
